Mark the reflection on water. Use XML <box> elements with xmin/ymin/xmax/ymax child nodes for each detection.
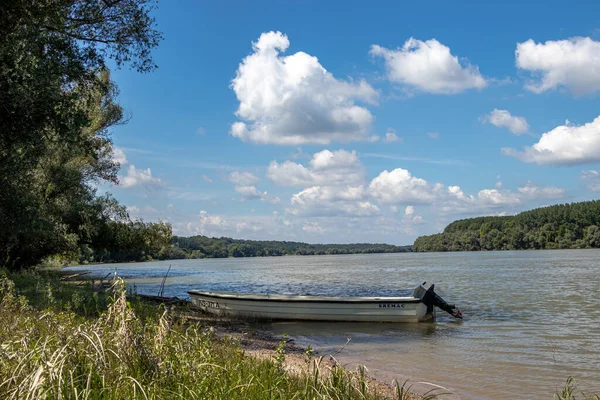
<box><xmin>268</xmin><ymin>320</ymin><xmax>452</xmax><ymax>339</ymax></box>
<box><xmin>65</xmin><ymin>250</ymin><xmax>600</xmax><ymax>399</ymax></box>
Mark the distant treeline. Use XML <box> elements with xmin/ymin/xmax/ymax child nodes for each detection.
<box><xmin>413</xmin><ymin>200</ymin><xmax>600</xmax><ymax>252</ymax></box>
<box><xmin>168</xmin><ymin>236</ymin><xmax>412</xmax><ymax>259</ymax></box>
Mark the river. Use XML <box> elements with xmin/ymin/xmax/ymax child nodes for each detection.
<box><xmin>65</xmin><ymin>250</ymin><xmax>600</xmax><ymax>399</ymax></box>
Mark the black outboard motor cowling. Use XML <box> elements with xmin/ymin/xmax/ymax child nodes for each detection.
<box><xmin>414</xmin><ymin>283</ymin><xmax>463</xmax><ymax>319</ymax></box>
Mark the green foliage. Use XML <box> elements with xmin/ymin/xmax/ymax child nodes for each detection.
<box><xmin>84</xmin><ymin>220</ymin><xmax>173</xmax><ymax>263</ymax></box>
<box><xmin>0</xmin><ymin>1</ymin><xmax>162</xmax><ymax>270</ymax></box>
<box><xmin>172</xmin><ymin>235</ymin><xmax>412</xmax><ymax>259</ymax></box>
<box><xmin>393</xmin><ymin>380</ymin><xmax>447</xmax><ymax>400</ymax></box>
<box><xmin>414</xmin><ymin>200</ymin><xmax>600</xmax><ymax>252</ymax></box>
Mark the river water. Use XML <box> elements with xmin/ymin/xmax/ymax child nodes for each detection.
<box><xmin>65</xmin><ymin>250</ymin><xmax>600</xmax><ymax>399</ymax></box>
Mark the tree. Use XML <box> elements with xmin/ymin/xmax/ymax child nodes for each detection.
<box><xmin>584</xmin><ymin>225</ymin><xmax>600</xmax><ymax>248</ymax></box>
<box><xmin>0</xmin><ymin>1</ymin><xmax>162</xmax><ymax>269</ymax></box>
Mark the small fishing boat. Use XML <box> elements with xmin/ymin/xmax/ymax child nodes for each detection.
<box><xmin>188</xmin><ymin>283</ymin><xmax>463</xmax><ymax>323</ymax></box>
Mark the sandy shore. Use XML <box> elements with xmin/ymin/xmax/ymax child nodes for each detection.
<box><xmin>178</xmin><ymin>309</ymin><xmax>400</xmax><ymax>398</ymax></box>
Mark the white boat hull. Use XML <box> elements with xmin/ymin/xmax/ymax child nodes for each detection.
<box><xmin>188</xmin><ymin>291</ymin><xmax>433</xmax><ymax>323</ymax></box>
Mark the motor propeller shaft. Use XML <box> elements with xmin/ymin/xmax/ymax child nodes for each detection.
<box><xmin>417</xmin><ymin>283</ymin><xmax>463</xmax><ymax>319</ymax></box>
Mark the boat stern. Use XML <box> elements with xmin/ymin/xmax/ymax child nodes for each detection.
<box><xmin>416</xmin><ymin>302</ymin><xmax>435</xmax><ymax>322</ymax></box>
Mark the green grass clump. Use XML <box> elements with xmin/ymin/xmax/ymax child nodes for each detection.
<box><xmin>555</xmin><ymin>377</ymin><xmax>600</xmax><ymax>400</ymax></box>
<box><xmin>0</xmin><ymin>270</ymin><xmax>429</xmax><ymax>399</ymax></box>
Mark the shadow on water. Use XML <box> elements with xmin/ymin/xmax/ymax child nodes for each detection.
<box><xmin>266</xmin><ymin>318</ymin><xmax>464</xmax><ymax>346</ymax></box>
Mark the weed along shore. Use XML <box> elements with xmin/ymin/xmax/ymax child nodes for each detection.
<box><xmin>0</xmin><ymin>268</ymin><xmax>438</xmax><ymax>399</ymax></box>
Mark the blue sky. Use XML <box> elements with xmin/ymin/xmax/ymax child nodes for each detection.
<box><xmin>105</xmin><ymin>0</ymin><xmax>600</xmax><ymax>244</ymax></box>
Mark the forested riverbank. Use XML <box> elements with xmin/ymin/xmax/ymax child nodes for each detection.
<box><xmin>170</xmin><ymin>236</ymin><xmax>412</xmax><ymax>259</ymax></box>
<box><xmin>75</xmin><ymin>234</ymin><xmax>412</xmax><ymax>264</ymax></box>
<box><xmin>413</xmin><ymin>200</ymin><xmax>600</xmax><ymax>252</ymax></box>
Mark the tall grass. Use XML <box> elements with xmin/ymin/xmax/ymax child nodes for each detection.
<box><xmin>555</xmin><ymin>377</ymin><xmax>600</xmax><ymax>400</ymax></box>
<box><xmin>0</xmin><ymin>270</ymin><xmax>431</xmax><ymax>399</ymax></box>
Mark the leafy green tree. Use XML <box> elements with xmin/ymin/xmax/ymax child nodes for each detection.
<box><xmin>0</xmin><ymin>1</ymin><xmax>162</xmax><ymax>269</ymax></box>
<box><xmin>584</xmin><ymin>225</ymin><xmax>600</xmax><ymax>248</ymax></box>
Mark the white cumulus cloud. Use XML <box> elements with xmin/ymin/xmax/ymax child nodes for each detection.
<box><xmin>112</xmin><ymin>147</ymin><xmax>128</xmax><ymax>166</ymax></box>
<box><xmin>268</xmin><ymin>148</ymin><xmax>567</xmax><ymax>231</ymax></box>
<box><xmin>125</xmin><ymin>205</ymin><xmax>164</xmax><ymax>220</ymax></box>
<box><xmin>481</xmin><ymin>109</ymin><xmax>529</xmax><ymax>135</ymax></box>
<box><xmin>231</xmin><ymin>31</ymin><xmax>378</xmax><ymax>145</ymax></box>
<box><xmin>268</xmin><ymin>149</ymin><xmax>365</xmax><ymax>187</ymax></box>
<box><xmin>517</xmin><ymin>181</ymin><xmax>565</xmax><ymax>199</ymax></box>
<box><xmin>270</xmin><ymin>149</ymin><xmax>377</xmax><ymax>218</ymax></box>
<box><xmin>175</xmin><ymin>213</ymin><xmax>292</xmax><ymax>240</ymax></box>
<box><xmin>236</xmin><ymin>222</ymin><xmax>264</xmax><ymax>233</ymax></box>
<box><xmin>383</xmin><ymin>128</ymin><xmax>401</xmax><ymax>143</ymax></box>
<box><xmin>443</xmin><ymin>182</ymin><xmax>564</xmax><ymax>213</ymax></box>
<box><xmin>368</xmin><ymin>171</ymin><xmax>564</xmax><ymax>215</ymax></box>
<box><xmin>311</xmin><ymin>148</ymin><xmax>360</xmax><ymax>169</ymax></box>
<box><xmin>120</xmin><ymin>165</ymin><xmax>163</xmax><ymax>189</ymax></box>
<box><xmin>502</xmin><ymin>116</ymin><xmax>600</xmax><ymax>165</ymax></box>
<box><xmin>370</xmin><ymin>38</ymin><xmax>487</xmax><ymax>94</ymax></box>
<box><xmin>476</xmin><ymin>189</ymin><xmax>521</xmax><ymax>206</ymax></box>
<box><xmin>287</xmin><ymin>186</ymin><xmax>378</xmax><ymax>217</ymax></box>
<box><xmin>516</xmin><ymin>37</ymin><xmax>600</xmax><ymax>95</ymax></box>
<box><xmin>369</xmin><ymin>168</ymin><xmax>441</xmax><ymax>204</ymax></box>
<box><xmin>234</xmin><ymin>185</ymin><xmax>266</xmax><ymax>199</ymax></box>
<box><xmin>198</xmin><ymin>210</ymin><xmax>228</xmax><ymax>235</ymax></box>
<box><xmin>234</xmin><ymin>185</ymin><xmax>280</xmax><ymax>204</ymax></box>
<box><xmin>302</xmin><ymin>222</ymin><xmax>326</xmax><ymax>235</ymax></box>
<box><xmin>228</xmin><ymin>171</ymin><xmax>259</xmax><ymax>186</ymax></box>
<box><xmin>228</xmin><ymin>171</ymin><xmax>279</xmax><ymax>204</ymax></box>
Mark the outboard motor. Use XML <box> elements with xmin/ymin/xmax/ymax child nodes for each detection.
<box><xmin>414</xmin><ymin>282</ymin><xmax>463</xmax><ymax>319</ymax></box>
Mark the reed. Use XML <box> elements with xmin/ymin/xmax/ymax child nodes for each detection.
<box><xmin>555</xmin><ymin>377</ymin><xmax>600</xmax><ymax>400</ymax></box>
<box><xmin>0</xmin><ymin>270</ymin><xmax>431</xmax><ymax>400</ymax></box>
